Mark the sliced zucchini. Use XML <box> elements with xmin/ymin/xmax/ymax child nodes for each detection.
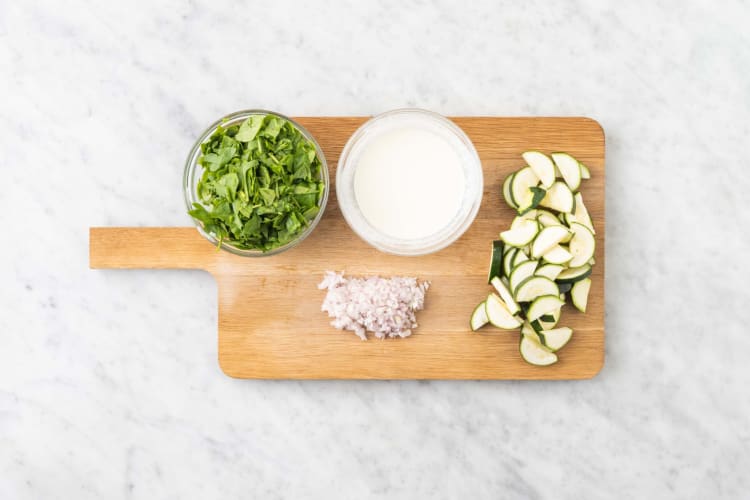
<box><xmin>535</xmin><ymin>263</ymin><xmax>565</xmax><ymax>281</ymax></box>
<box><xmin>512</xmin><ymin>248</ymin><xmax>530</xmax><ymax>267</ymax></box>
<box><xmin>571</xmin><ymin>278</ymin><xmax>591</xmax><ymax>313</ymax></box>
<box><xmin>542</xmin><ymin>245</ymin><xmax>573</xmax><ymax>265</ymax></box>
<box><xmin>531</xmin><ymin>225</ymin><xmax>571</xmax><ymax>258</ymax></box>
<box><xmin>556</xmin><ymin>264</ymin><xmax>592</xmax><ymax>284</ymax></box>
<box><xmin>515</xmin><ymin>276</ymin><xmax>559</xmax><ymax>302</ymax></box>
<box><xmin>519</xmin><ymin>335</ymin><xmax>557</xmax><ymax>366</ymax></box>
<box><xmin>517</xmin><ymin>186</ymin><xmax>546</xmax><ymax>215</ymax></box>
<box><xmin>487</xmin><ymin>240</ymin><xmax>504</xmax><ymax>284</ymax></box>
<box><xmin>502</xmin><ymin>247</ymin><xmax>518</xmax><ymax>277</ymax></box>
<box><xmin>522</xmin><ymin>151</ymin><xmax>556</xmax><ymax>189</ymax></box>
<box><xmin>557</xmin><ymin>283</ymin><xmax>572</xmax><ymax>294</ymax></box>
<box><xmin>502</xmin><ymin>173</ymin><xmax>517</xmax><ymax>209</ymax></box>
<box><xmin>485</xmin><ymin>293</ymin><xmax>522</xmax><ymax>329</ymax></box>
<box><xmin>490</xmin><ymin>277</ymin><xmax>521</xmax><ymax>315</ymax></box>
<box><xmin>500</xmin><ymin>219</ymin><xmax>539</xmax><ymax>247</ymax></box>
<box><xmin>568</xmin><ymin>222</ymin><xmax>596</xmax><ymax>267</ymax></box>
<box><xmin>526</xmin><ymin>294</ymin><xmax>565</xmax><ymax>321</ymax></box>
<box><xmin>571</xmin><ymin>192</ymin><xmax>595</xmax><ymax>234</ymax></box>
<box><xmin>539</xmin><ymin>327</ymin><xmax>573</xmax><ymax>352</ymax></box>
<box><xmin>551</xmin><ymin>152</ymin><xmax>582</xmax><ymax>192</ymax></box>
<box><xmin>537</xmin><ymin>212</ymin><xmax>562</xmax><ymax>227</ymax></box>
<box><xmin>510</xmin><ymin>167</ymin><xmax>540</xmax><ymax>208</ymax></box>
<box><xmin>470</xmin><ymin>301</ymin><xmax>489</xmax><ymax>331</ymax></box>
<box><xmin>530</xmin><ymin>307</ymin><xmax>560</xmax><ymax>332</ymax></box>
<box><xmin>516</xmin><ymin>209</ymin><xmax>538</xmax><ymax>222</ymax></box>
<box><xmin>509</xmin><ymin>260</ymin><xmax>538</xmax><ymax>294</ymax></box>
<box><xmin>521</xmin><ymin>321</ymin><xmax>543</xmax><ymax>344</ymax></box>
<box><xmin>539</xmin><ymin>181</ymin><xmax>575</xmax><ymax>213</ymax></box>
<box><xmin>580</xmin><ymin>162</ymin><xmax>591</xmax><ymax>179</ymax></box>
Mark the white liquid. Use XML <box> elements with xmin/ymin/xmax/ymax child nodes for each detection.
<box><xmin>353</xmin><ymin>126</ymin><xmax>466</xmax><ymax>240</ymax></box>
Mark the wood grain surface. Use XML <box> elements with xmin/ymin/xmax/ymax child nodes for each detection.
<box><xmin>90</xmin><ymin>117</ymin><xmax>605</xmax><ymax>379</ymax></box>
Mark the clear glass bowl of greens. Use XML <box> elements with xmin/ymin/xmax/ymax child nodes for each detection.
<box><xmin>184</xmin><ymin>110</ymin><xmax>329</xmax><ymax>256</ymax></box>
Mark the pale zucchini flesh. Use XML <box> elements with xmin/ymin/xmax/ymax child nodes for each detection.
<box><xmin>522</xmin><ymin>151</ymin><xmax>556</xmax><ymax>189</ymax></box>
<box><xmin>526</xmin><ymin>295</ymin><xmax>565</xmax><ymax>321</ymax></box>
<box><xmin>515</xmin><ymin>276</ymin><xmax>559</xmax><ymax>303</ymax></box>
<box><xmin>539</xmin><ymin>327</ymin><xmax>573</xmax><ymax>351</ymax></box>
<box><xmin>500</xmin><ymin>219</ymin><xmax>539</xmax><ymax>247</ymax></box>
<box><xmin>551</xmin><ymin>152</ymin><xmax>582</xmax><ymax>192</ymax></box>
<box><xmin>485</xmin><ymin>293</ymin><xmax>522</xmax><ymax>329</ymax></box>
<box><xmin>509</xmin><ymin>260</ymin><xmax>538</xmax><ymax>294</ymax></box>
<box><xmin>519</xmin><ymin>336</ymin><xmax>557</xmax><ymax>366</ymax></box>
<box><xmin>539</xmin><ymin>181</ymin><xmax>575</xmax><ymax>213</ymax></box>
<box><xmin>571</xmin><ymin>278</ymin><xmax>592</xmax><ymax>313</ymax></box>
<box><xmin>510</xmin><ymin>167</ymin><xmax>540</xmax><ymax>208</ymax></box>
<box><xmin>471</xmin><ymin>301</ymin><xmax>489</xmax><ymax>331</ymax></box>
<box><xmin>568</xmin><ymin>222</ymin><xmax>596</xmax><ymax>267</ymax></box>
<box><xmin>491</xmin><ymin>277</ymin><xmax>521</xmax><ymax>315</ymax></box>
<box><xmin>542</xmin><ymin>245</ymin><xmax>573</xmax><ymax>265</ymax></box>
<box><xmin>535</xmin><ymin>263</ymin><xmax>565</xmax><ymax>280</ymax></box>
<box><xmin>531</xmin><ymin>225</ymin><xmax>571</xmax><ymax>258</ymax></box>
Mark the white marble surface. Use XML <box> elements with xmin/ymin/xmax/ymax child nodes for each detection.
<box><xmin>1</xmin><ymin>0</ymin><xmax>749</xmax><ymax>498</ymax></box>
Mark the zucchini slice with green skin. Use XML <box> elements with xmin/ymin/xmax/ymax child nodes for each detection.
<box><xmin>470</xmin><ymin>301</ymin><xmax>489</xmax><ymax>331</ymax></box>
<box><xmin>485</xmin><ymin>293</ymin><xmax>522</xmax><ymax>329</ymax></box>
<box><xmin>557</xmin><ymin>283</ymin><xmax>572</xmax><ymax>294</ymax></box>
<box><xmin>531</xmin><ymin>225</ymin><xmax>571</xmax><ymax>258</ymax></box>
<box><xmin>512</xmin><ymin>248</ymin><xmax>530</xmax><ymax>267</ymax></box>
<box><xmin>515</xmin><ymin>276</ymin><xmax>560</xmax><ymax>303</ymax></box>
<box><xmin>571</xmin><ymin>192</ymin><xmax>595</xmax><ymax>234</ymax></box>
<box><xmin>540</xmin><ymin>327</ymin><xmax>573</xmax><ymax>351</ymax></box>
<box><xmin>490</xmin><ymin>277</ymin><xmax>521</xmax><ymax>315</ymax></box>
<box><xmin>522</xmin><ymin>151</ymin><xmax>556</xmax><ymax>189</ymax></box>
<box><xmin>539</xmin><ymin>181</ymin><xmax>575</xmax><ymax>213</ymax></box>
<box><xmin>551</xmin><ymin>152</ymin><xmax>582</xmax><ymax>192</ymax></box>
<box><xmin>517</xmin><ymin>187</ymin><xmax>546</xmax><ymax>215</ymax></box>
<box><xmin>571</xmin><ymin>278</ymin><xmax>592</xmax><ymax>313</ymax></box>
<box><xmin>537</xmin><ymin>212</ymin><xmax>562</xmax><ymax>227</ymax></box>
<box><xmin>568</xmin><ymin>222</ymin><xmax>596</xmax><ymax>267</ymax></box>
<box><xmin>502</xmin><ymin>173</ymin><xmax>517</xmax><ymax>209</ymax></box>
<box><xmin>502</xmin><ymin>247</ymin><xmax>518</xmax><ymax>277</ymax></box>
<box><xmin>556</xmin><ymin>264</ymin><xmax>592</xmax><ymax>284</ymax></box>
<box><xmin>500</xmin><ymin>219</ymin><xmax>539</xmax><ymax>247</ymax></box>
<box><xmin>509</xmin><ymin>260</ymin><xmax>538</xmax><ymax>294</ymax></box>
<box><xmin>487</xmin><ymin>240</ymin><xmax>504</xmax><ymax>284</ymax></box>
<box><xmin>530</xmin><ymin>307</ymin><xmax>560</xmax><ymax>332</ymax></box>
<box><xmin>542</xmin><ymin>245</ymin><xmax>573</xmax><ymax>265</ymax></box>
<box><xmin>535</xmin><ymin>263</ymin><xmax>565</xmax><ymax>281</ymax></box>
<box><xmin>526</xmin><ymin>294</ymin><xmax>565</xmax><ymax>321</ymax></box>
<box><xmin>519</xmin><ymin>335</ymin><xmax>557</xmax><ymax>366</ymax></box>
<box><xmin>521</xmin><ymin>321</ymin><xmax>544</xmax><ymax>344</ymax></box>
<box><xmin>510</xmin><ymin>167</ymin><xmax>540</xmax><ymax>208</ymax></box>
<box><xmin>580</xmin><ymin>162</ymin><xmax>591</xmax><ymax>179</ymax></box>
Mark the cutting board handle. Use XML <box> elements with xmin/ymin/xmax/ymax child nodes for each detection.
<box><xmin>89</xmin><ymin>227</ymin><xmax>217</xmax><ymax>271</ymax></box>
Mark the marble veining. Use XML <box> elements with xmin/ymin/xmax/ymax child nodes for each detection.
<box><xmin>1</xmin><ymin>0</ymin><xmax>749</xmax><ymax>498</ymax></box>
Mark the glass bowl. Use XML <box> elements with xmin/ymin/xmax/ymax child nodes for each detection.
<box><xmin>336</xmin><ymin>109</ymin><xmax>483</xmax><ymax>256</ymax></box>
<box><xmin>184</xmin><ymin>109</ymin><xmax>329</xmax><ymax>257</ymax></box>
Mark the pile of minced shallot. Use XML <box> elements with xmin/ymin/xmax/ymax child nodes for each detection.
<box><xmin>318</xmin><ymin>271</ymin><xmax>430</xmax><ymax>340</ymax></box>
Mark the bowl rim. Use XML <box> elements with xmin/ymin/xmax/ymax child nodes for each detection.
<box><xmin>183</xmin><ymin>109</ymin><xmax>330</xmax><ymax>257</ymax></box>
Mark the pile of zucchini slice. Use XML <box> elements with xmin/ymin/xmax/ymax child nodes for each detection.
<box><xmin>471</xmin><ymin>151</ymin><xmax>596</xmax><ymax>366</ymax></box>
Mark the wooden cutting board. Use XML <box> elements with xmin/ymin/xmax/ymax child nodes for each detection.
<box><xmin>90</xmin><ymin>117</ymin><xmax>605</xmax><ymax>379</ymax></box>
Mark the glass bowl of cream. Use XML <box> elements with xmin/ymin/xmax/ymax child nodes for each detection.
<box><xmin>337</xmin><ymin>109</ymin><xmax>483</xmax><ymax>256</ymax></box>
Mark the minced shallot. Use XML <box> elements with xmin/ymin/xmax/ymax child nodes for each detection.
<box><xmin>318</xmin><ymin>271</ymin><xmax>430</xmax><ymax>340</ymax></box>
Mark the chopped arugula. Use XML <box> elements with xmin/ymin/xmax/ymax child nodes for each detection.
<box><xmin>188</xmin><ymin>114</ymin><xmax>325</xmax><ymax>252</ymax></box>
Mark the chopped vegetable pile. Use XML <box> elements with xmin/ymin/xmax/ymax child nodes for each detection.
<box><xmin>470</xmin><ymin>151</ymin><xmax>597</xmax><ymax>366</ymax></box>
<box><xmin>319</xmin><ymin>271</ymin><xmax>430</xmax><ymax>340</ymax></box>
<box><xmin>188</xmin><ymin>114</ymin><xmax>325</xmax><ymax>252</ymax></box>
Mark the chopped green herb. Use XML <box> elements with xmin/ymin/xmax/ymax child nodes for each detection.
<box><xmin>188</xmin><ymin>114</ymin><xmax>325</xmax><ymax>252</ymax></box>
